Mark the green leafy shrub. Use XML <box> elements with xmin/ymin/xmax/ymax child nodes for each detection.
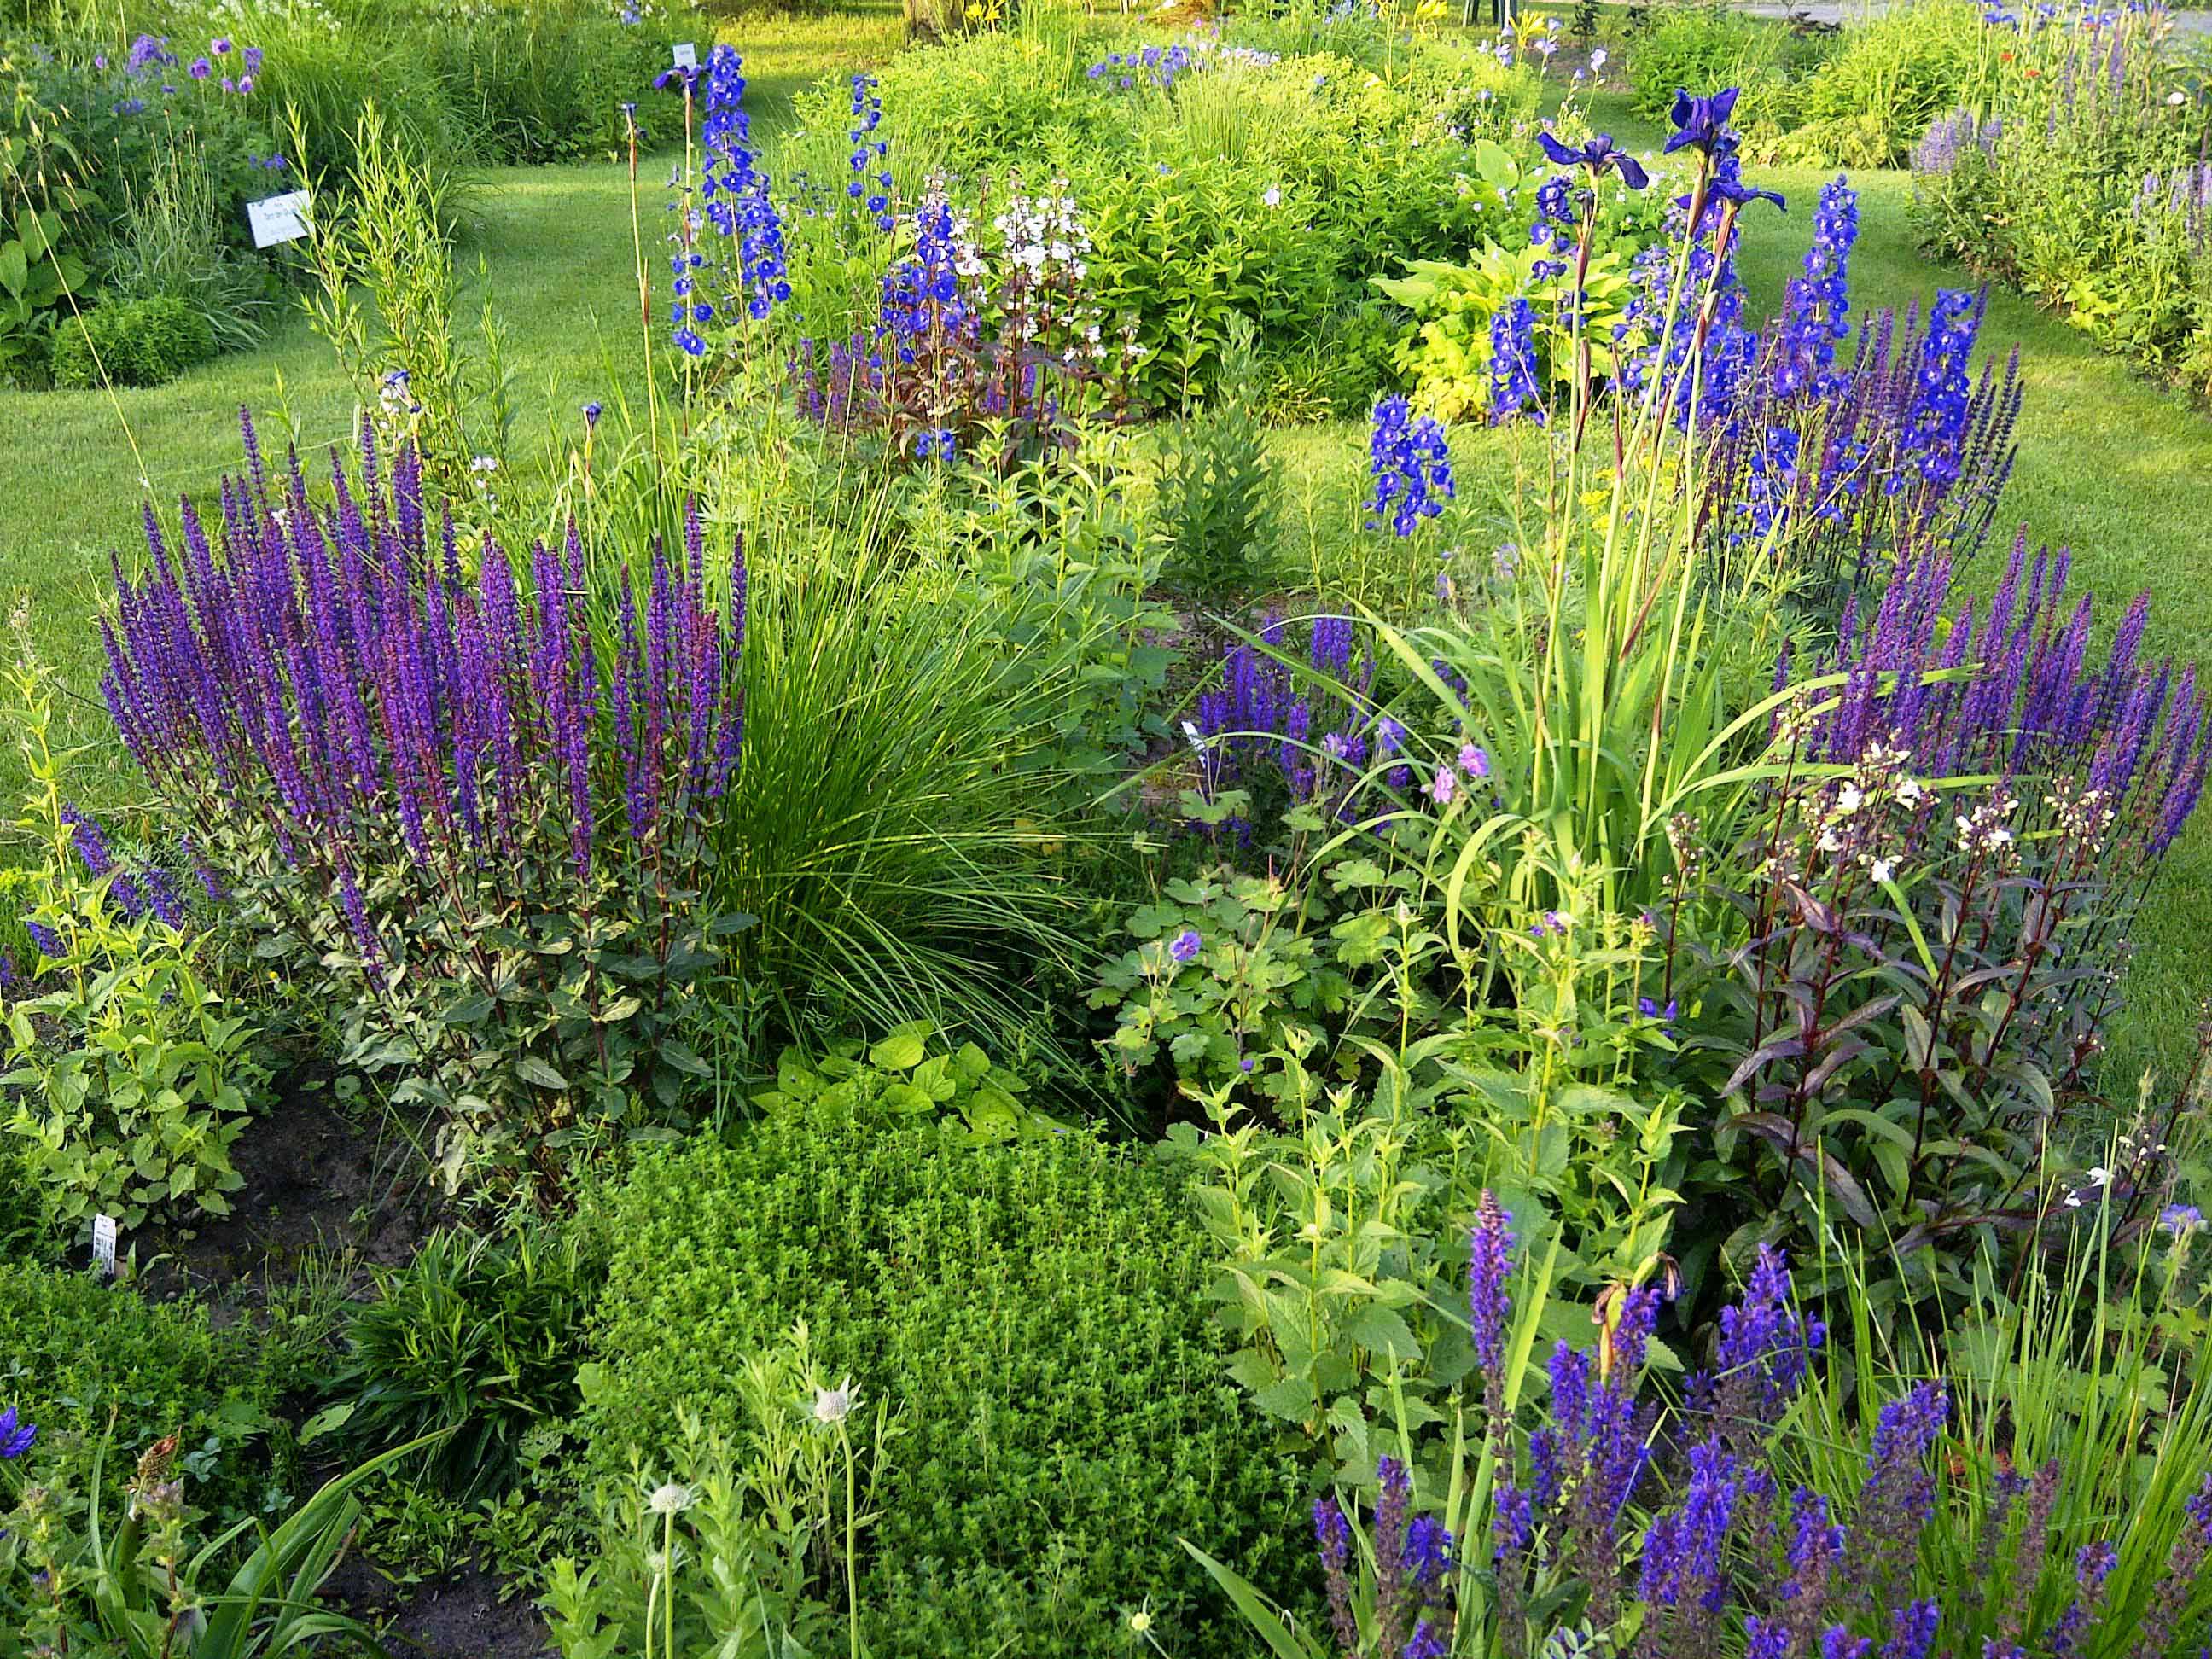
<box><xmin>1906</xmin><ymin>7</ymin><xmax>2212</xmax><ymax>396</ymax></box>
<box><xmin>863</xmin><ymin>26</ymin><xmax>1108</xmax><ymax>178</ymax></box>
<box><xmin>1627</xmin><ymin>7</ymin><xmax>1793</xmax><ymax>126</ymax></box>
<box><xmin>1</xmin><ymin>635</ymin><xmax>265</xmax><ymax>1231</ymax></box>
<box><xmin>576</xmin><ymin>1087</ymin><xmax>1311</xmax><ymax>1657</ymax></box>
<box><xmin>319</xmin><ymin>1222</ymin><xmax>596</xmax><ymax>1501</ymax></box>
<box><xmin>1370</xmin><ymin>140</ymin><xmax>1665</xmax><ymax>420</ymax></box>
<box><xmin>1089</xmin><ymin>868</ymin><xmax>1353</xmax><ymax>1112</ymax></box>
<box><xmin>1072</xmin><ymin>143</ymin><xmax>1340</xmax><ymax>407</ymax></box>
<box><xmin>1782</xmin><ymin>0</ymin><xmax>1983</xmax><ymax>166</ymax></box>
<box><xmin>748</xmin><ymin>1021</ymin><xmax>1050</xmax><ymax>1141</ymax></box>
<box><xmin>49</xmin><ymin>295</ymin><xmax>214</xmax><ymax>389</ymax></box>
<box><xmin>0</xmin><ymin>205</ymin><xmax>90</xmax><ymax>383</ymax></box>
<box><xmin>1154</xmin><ymin>317</ymin><xmax>1280</xmax><ymax>605</ymax></box>
<box><xmin>1379</xmin><ymin>242</ymin><xmax>1639</xmax><ymax>423</ymax></box>
<box><xmin>413</xmin><ymin>6</ymin><xmax>666</xmax><ymax>164</ymax></box>
<box><xmin>0</xmin><ymin>1262</ymin><xmax>273</xmax><ymax>1505</ymax></box>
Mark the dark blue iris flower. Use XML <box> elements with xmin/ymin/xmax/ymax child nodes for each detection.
<box><xmin>1663</xmin><ymin>86</ymin><xmax>1742</xmax><ymax>156</ymax></box>
<box><xmin>1535</xmin><ymin>130</ymin><xmax>1650</xmax><ymax>189</ymax></box>
<box><xmin>1709</xmin><ymin>175</ymin><xmax>1788</xmax><ymax>213</ymax></box>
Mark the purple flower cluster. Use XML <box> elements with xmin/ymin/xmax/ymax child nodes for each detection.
<box><xmin>56</xmin><ymin>804</ymin><xmax>187</xmax><ymax>928</ymax></box>
<box><xmin>665</xmin><ymin>45</ymin><xmax>786</xmax><ymax>350</ymax></box>
<box><xmin>1803</xmin><ymin>534</ymin><xmax>2209</xmax><ymax>862</ymax></box>
<box><xmin>1913</xmin><ymin>108</ymin><xmax>2003</xmax><ymax>175</ymax></box>
<box><xmin>797</xmin><ymin>184</ymin><xmax>989</xmax><ymax>462</ymax></box>
<box><xmin>1467</xmin><ymin>1191</ymin><xmax>1516</xmax><ymax>1382</ymax></box>
<box><xmin>1522</xmin><ymin>1284</ymin><xmax>1662</xmax><ymax>1624</ymax></box>
<box><xmin>97</xmin><ymin>416</ymin><xmax>747</xmax><ymax>968</ymax></box>
<box><xmin>1702</xmin><ymin>290</ymin><xmax>2025</xmax><ymax>587</ymax></box>
<box><xmin>1314</xmin><ymin>1458</ymin><xmax>1455</xmax><ymax>1659</ymax></box>
<box><xmin>1488</xmin><ymin>296</ymin><xmax>1546</xmax><ymax>427</ymax></box>
<box><xmin>1084</xmin><ymin>38</ymin><xmax>1278</xmax><ymax>90</ymax></box>
<box><xmin>1367</xmin><ymin>397</ymin><xmax>1454</xmax><ymax>534</ymax></box>
<box><xmin>105</xmin><ymin>31</ymin><xmax>262</xmax><ymax>110</ymax></box>
<box><xmin>0</xmin><ymin>1404</ymin><xmax>33</xmax><ymax>1460</ymax></box>
<box><xmin>1690</xmin><ymin>1244</ymin><xmax>1827</xmax><ymax>1435</ymax></box>
<box><xmin>1188</xmin><ymin>616</ymin><xmax>1389</xmax><ymax>830</ymax></box>
<box><xmin>1898</xmin><ymin>289</ymin><xmax>1982</xmax><ymax>489</ymax></box>
<box><xmin>1772</xmin><ymin>178</ymin><xmax>1860</xmax><ymax>400</ymax></box>
<box><xmin>1447</xmin><ymin>1239</ymin><xmax>2212</xmax><ymax>1659</ymax></box>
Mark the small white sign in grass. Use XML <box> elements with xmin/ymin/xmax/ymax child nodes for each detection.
<box><xmin>247</xmin><ymin>189</ymin><xmax>311</xmax><ymax>249</ymax></box>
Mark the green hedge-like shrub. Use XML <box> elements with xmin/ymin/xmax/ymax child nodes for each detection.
<box><xmin>1628</xmin><ymin>8</ymin><xmax>1797</xmax><ymax>125</ymax></box>
<box><xmin>0</xmin><ymin>1263</ymin><xmax>274</xmax><ymax>1503</ymax></box>
<box><xmin>577</xmin><ymin>1100</ymin><xmax>1310</xmax><ymax>1657</ymax></box>
<box><xmin>414</xmin><ymin>9</ymin><xmax>666</xmax><ymax>164</ymax></box>
<box><xmin>1779</xmin><ymin>1</ymin><xmax>1983</xmax><ymax>166</ymax></box>
<box><xmin>49</xmin><ymin>295</ymin><xmax>214</xmax><ymax>390</ymax></box>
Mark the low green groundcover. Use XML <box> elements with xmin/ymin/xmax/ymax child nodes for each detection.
<box><xmin>578</xmin><ymin>1104</ymin><xmax>1312</xmax><ymax>1657</ymax></box>
<box><xmin>0</xmin><ymin>1260</ymin><xmax>275</xmax><ymax>1507</ymax></box>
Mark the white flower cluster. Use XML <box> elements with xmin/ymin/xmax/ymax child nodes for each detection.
<box><xmin>993</xmin><ymin>181</ymin><xmax>1090</xmax><ymax>280</ymax></box>
<box><xmin>1952</xmin><ymin>792</ymin><xmax>2019</xmax><ymax>858</ymax></box>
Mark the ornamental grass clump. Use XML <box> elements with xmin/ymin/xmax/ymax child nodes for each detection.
<box><xmin>97</xmin><ymin>416</ymin><xmax>749</xmax><ymax>1196</ymax></box>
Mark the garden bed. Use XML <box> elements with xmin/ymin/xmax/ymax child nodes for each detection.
<box><xmin>3</xmin><ymin>1</ymin><xmax>2211</xmax><ymax>1655</ymax></box>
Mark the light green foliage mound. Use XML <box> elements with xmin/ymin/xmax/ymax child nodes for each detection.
<box><xmin>1782</xmin><ymin>0</ymin><xmax>1986</xmax><ymax>166</ymax></box>
<box><xmin>1627</xmin><ymin>7</ymin><xmax>1796</xmax><ymax>127</ymax></box>
<box><xmin>49</xmin><ymin>296</ymin><xmax>215</xmax><ymax>390</ymax></box>
<box><xmin>577</xmin><ymin>1065</ymin><xmax>1310</xmax><ymax>1656</ymax></box>
<box><xmin>0</xmin><ymin>1262</ymin><xmax>275</xmax><ymax>1504</ymax></box>
<box><xmin>831</xmin><ymin>21</ymin><xmax>1535</xmax><ymax>405</ymax></box>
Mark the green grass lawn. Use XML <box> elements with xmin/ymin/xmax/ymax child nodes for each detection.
<box><xmin>0</xmin><ymin>160</ymin><xmax>651</xmax><ymax>791</ymax></box>
<box><xmin>0</xmin><ymin>52</ymin><xmax>2203</xmax><ymax>1091</ymax></box>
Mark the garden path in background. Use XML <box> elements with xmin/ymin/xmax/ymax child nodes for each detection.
<box><xmin>1733</xmin><ymin>0</ymin><xmax>2212</xmax><ymax>29</ymax></box>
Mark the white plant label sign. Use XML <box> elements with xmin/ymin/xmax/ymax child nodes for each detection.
<box><xmin>247</xmin><ymin>189</ymin><xmax>311</xmax><ymax>250</ymax></box>
<box><xmin>91</xmin><ymin>1213</ymin><xmax>118</xmax><ymax>1278</ymax></box>
<box><xmin>672</xmin><ymin>41</ymin><xmax>697</xmax><ymax>68</ymax></box>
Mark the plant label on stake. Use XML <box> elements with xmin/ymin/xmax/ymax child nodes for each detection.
<box><xmin>91</xmin><ymin>1213</ymin><xmax>117</xmax><ymax>1278</ymax></box>
<box><xmin>247</xmin><ymin>189</ymin><xmax>311</xmax><ymax>250</ymax></box>
<box><xmin>672</xmin><ymin>41</ymin><xmax>697</xmax><ymax>68</ymax></box>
